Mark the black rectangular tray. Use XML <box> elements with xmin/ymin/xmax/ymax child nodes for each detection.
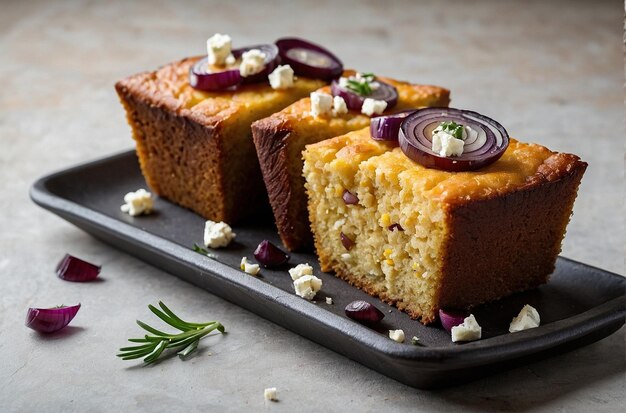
<box><xmin>30</xmin><ymin>150</ymin><xmax>625</xmax><ymax>389</ymax></box>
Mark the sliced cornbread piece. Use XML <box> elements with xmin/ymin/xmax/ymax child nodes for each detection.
<box><xmin>303</xmin><ymin>127</ymin><xmax>586</xmax><ymax>324</ymax></box>
<box><xmin>116</xmin><ymin>57</ymin><xmax>325</xmax><ymax>223</ymax></box>
<box><xmin>252</xmin><ymin>73</ymin><xmax>450</xmax><ymax>251</ymax></box>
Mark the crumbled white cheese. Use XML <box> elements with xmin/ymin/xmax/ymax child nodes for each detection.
<box><xmin>431</xmin><ymin>130</ymin><xmax>464</xmax><ymax>157</ymax></box>
<box><xmin>451</xmin><ymin>314</ymin><xmax>482</xmax><ymax>342</ymax></box>
<box><xmin>289</xmin><ymin>263</ymin><xmax>314</xmax><ymax>280</ymax></box>
<box><xmin>268</xmin><ymin>64</ymin><xmax>294</xmax><ymax>89</ymax></box>
<box><xmin>225</xmin><ymin>54</ymin><xmax>236</xmax><ymax>65</ymax></box>
<box><xmin>263</xmin><ymin>387</ymin><xmax>278</xmax><ymax>401</ymax></box>
<box><xmin>239</xmin><ymin>49</ymin><xmax>266</xmax><ymax>77</ymax></box>
<box><xmin>361</xmin><ymin>98</ymin><xmax>387</xmax><ymax>116</ymax></box>
<box><xmin>389</xmin><ymin>329</ymin><xmax>405</xmax><ymax>343</ymax></box>
<box><xmin>340</xmin><ymin>253</ymin><xmax>352</xmax><ymax>261</ymax></box>
<box><xmin>203</xmin><ymin>220</ymin><xmax>236</xmax><ymax>248</ymax></box>
<box><xmin>120</xmin><ymin>188</ymin><xmax>153</xmax><ymax>216</ymax></box>
<box><xmin>332</xmin><ymin>218</ymin><xmax>346</xmax><ymax>230</ymax></box>
<box><xmin>509</xmin><ymin>304</ymin><xmax>540</xmax><ymax>332</ymax></box>
<box><xmin>240</xmin><ymin>257</ymin><xmax>260</xmax><ymax>276</ymax></box>
<box><xmin>325</xmin><ymin>297</ymin><xmax>333</xmax><ymax>305</ymax></box>
<box><xmin>310</xmin><ymin>92</ymin><xmax>333</xmax><ymax>117</ymax></box>
<box><xmin>332</xmin><ymin>95</ymin><xmax>348</xmax><ymax>116</ymax></box>
<box><xmin>293</xmin><ymin>274</ymin><xmax>322</xmax><ymax>300</ymax></box>
<box><xmin>206</xmin><ymin>33</ymin><xmax>233</xmax><ymax>66</ymax></box>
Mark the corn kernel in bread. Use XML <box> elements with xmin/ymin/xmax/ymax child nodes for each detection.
<box><xmin>252</xmin><ymin>72</ymin><xmax>450</xmax><ymax>251</ymax></box>
<box><xmin>303</xmin><ymin>127</ymin><xmax>586</xmax><ymax>324</ymax></box>
<box><xmin>116</xmin><ymin>57</ymin><xmax>326</xmax><ymax>223</ymax></box>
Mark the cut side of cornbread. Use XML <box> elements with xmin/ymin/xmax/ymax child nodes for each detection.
<box><xmin>252</xmin><ymin>72</ymin><xmax>450</xmax><ymax>251</ymax></box>
<box><xmin>303</xmin><ymin>127</ymin><xmax>586</xmax><ymax>324</ymax></box>
<box><xmin>116</xmin><ymin>57</ymin><xmax>326</xmax><ymax>223</ymax></box>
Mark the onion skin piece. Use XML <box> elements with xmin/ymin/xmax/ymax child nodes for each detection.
<box><xmin>189</xmin><ymin>57</ymin><xmax>242</xmax><ymax>91</ymax></box>
<box><xmin>56</xmin><ymin>254</ymin><xmax>101</xmax><ymax>282</ymax></box>
<box><xmin>253</xmin><ymin>240</ymin><xmax>289</xmax><ymax>268</ymax></box>
<box><xmin>275</xmin><ymin>37</ymin><xmax>343</xmax><ymax>80</ymax></box>
<box><xmin>439</xmin><ymin>308</ymin><xmax>468</xmax><ymax>333</ymax></box>
<box><xmin>345</xmin><ymin>300</ymin><xmax>385</xmax><ymax>324</ymax></box>
<box><xmin>25</xmin><ymin>304</ymin><xmax>81</xmax><ymax>333</ymax></box>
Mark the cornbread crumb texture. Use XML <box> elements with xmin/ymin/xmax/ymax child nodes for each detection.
<box><xmin>252</xmin><ymin>74</ymin><xmax>451</xmax><ymax>251</ymax></box>
<box><xmin>303</xmin><ymin>127</ymin><xmax>586</xmax><ymax>323</ymax></box>
<box><xmin>116</xmin><ymin>56</ymin><xmax>325</xmax><ymax>224</ymax></box>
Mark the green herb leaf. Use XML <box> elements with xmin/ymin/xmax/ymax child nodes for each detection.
<box><xmin>193</xmin><ymin>243</ymin><xmax>209</xmax><ymax>254</ymax></box>
<box><xmin>437</xmin><ymin>121</ymin><xmax>465</xmax><ymax>140</ymax></box>
<box><xmin>117</xmin><ymin>302</ymin><xmax>225</xmax><ymax>365</ymax></box>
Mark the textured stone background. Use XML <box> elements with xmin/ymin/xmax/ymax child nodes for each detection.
<box><xmin>1</xmin><ymin>0</ymin><xmax>623</xmax><ymax>412</ymax></box>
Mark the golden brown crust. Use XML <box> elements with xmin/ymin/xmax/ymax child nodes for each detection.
<box><xmin>253</xmin><ymin>75</ymin><xmax>451</xmax><ymax>251</ymax></box>
<box><xmin>116</xmin><ymin>57</ymin><xmax>325</xmax><ymax>223</ymax></box>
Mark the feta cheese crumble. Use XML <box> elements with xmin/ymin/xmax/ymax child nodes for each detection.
<box><xmin>288</xmin><ymin>263</ymin><xmax>314</xmax><ymax>280</ymax></box>
<box><xmin>389</xmin><ymin>329</ymin><xmax>405</xmax><ymax>343</ymax></box>
<box><xmin>293</xmin><ymin>275</ymin><xmax>322</xmax><ymax>300</ymax></box>
<box><xmin>203</xmin><ymin>220</ymin><xmax>236</xmax><ymax>248</ymax></box>
<box><xmin>509</xmin><ymin>304</ymin><xmax>540</xmax><ymax>332</ymax></box>
<box><xmin>431</xmin><ymin>122</ymin><xmax>479</xmax><ymax>157</ymax></box>
<box><xmin>326</xmin><ymin>297</ymin><xmax>333</xmax><ymax>305</ymax></box>
<box><xmin>332</xmin><ymin>96</ymin><xmax>348</xmax><ymax>116</ymax></box>
<box><xmin>120</xmin><ymin>188</ymin><xmax>153</xmax><ymax>216</ymax></box>
<box><xmin>206</xmin><ymin>33</ymin><xmax>233</xmax><ymax>66</ymax></box>
<box><xmin>361</xmin><ymin>98</ymin><xmax>387</xmax><ymax>116</ymax></box>
<box><xmin>451</xmin><ymin>314</ymin><xmax>482</xmax><ymax>342</ymax></box>
<box><xmin>310</xmin><ymin>91</ymin><xmax>333</xmax><ymax>117</ymax></box>
<box><xmin>240</xmin><ymin>257</ymin><xmax>260</xmax><ymax>276</ymax></box>
<box><xmin>268</xmin><ymin>64</ymin><xmax>294</xmax><ymax>89</ymax></box>
<box><xmin>263</xmin><ymin>387</ymin><xmax>278</xmax><ymax>401</ymax></box>
<box><xmin>239</xmin><ymin>49</ymin><xmax>266</xmax><ymax>77</ymax></box>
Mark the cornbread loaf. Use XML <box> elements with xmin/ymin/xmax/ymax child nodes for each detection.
<box><xmin>116</xmin><ymin>57</ymin><xmax>325</xmax><ymax>223</ymax></box>
<box><xmin>252</xmin><ymin>72</ymin><xmax>450</xmax><ymax>251</ymax></box>
<box><xmin>303</xmin><ymin>127</ymin><xmax>586</xmax><ymax>324</ymax></box>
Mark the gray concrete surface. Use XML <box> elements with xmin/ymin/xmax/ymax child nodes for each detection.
<box><xmin>1</xmin><ymin>0</ymin><xmax>624</xmax><ymax>412</ymax></box>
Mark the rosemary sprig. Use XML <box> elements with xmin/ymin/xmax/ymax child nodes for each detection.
<box><xmin>117</xmin><ymin>301</ymin><xmax>225</xmax><ymax>364</ymax></box>
<box><xmin>346</xmin><ymin>78</ymin><xmax>373</xmax><ymax>95</ymax></box>
<box><xmin>192</xmin><ymin>243</ymin><xmax>217</xmax><ymax>259</ymax></box>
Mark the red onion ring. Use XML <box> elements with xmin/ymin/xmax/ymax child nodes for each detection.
<box><xmin>370</xmin><ymin>110</ymin><xmax>416</xmax><ymax>142</ymax></box>
<box><xmin>189</xmin><ymin>44</ymin><xmax>280</xmax><ymax>91</ymax></box>
<box><xmin>345</xmin><ymin>300</ymin><xmax>385</xmax><ymax>324</ymax></box>
<box><xmin>398</xmin><ymin>107</ymin><xmax>509</xmax><ymax>172</ymax></box>
<box><xmin>275</xmin><ymin>37</ymin><xmax>343</xmax><ymax>80</ymax></box>
<box><xmin>331</xmin><ymin>79</ymin><xmax>398</xmax><ymax>112</ymax></box>
<box><xmin>26</xmin><ymin>304</ymin><xmax>81</xmax><ymax>333</ymax></box>
<box><xmin>233</xmin><ymin>44</ymin><xmax>280</xmax><ymax>84</ymax></box>
<box><xmin>189</xmin><ymin>58</ymin><xmax>241</xmax><ymax>91</ymax></box>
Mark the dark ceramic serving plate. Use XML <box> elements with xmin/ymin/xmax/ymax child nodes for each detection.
<box><xmin>31</xmin><ymin>150</ymin><xmax>625</xmax><ymax>389</ymax></box>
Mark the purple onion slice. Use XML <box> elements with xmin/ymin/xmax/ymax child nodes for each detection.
<box><xmin>331</xmin><ymin>78</ymin><xmax>398</xmax><ymax>112</ymax></box>
<box><xmin>232</xmin><ymin>44</ymin><xmax>280</xmax><ymax>84</ymax></box>
<box><xmin>342</xmin><ymin>190</ymin><xmax>358</xmax><ymax>205</ymax></box>
<box><xmin>189</xmin><ymin>57</ymin><xmax>241</xmax><ymax>91</ymax></box>
<box><xmin>438</xmin><ymin>308</ymin><xmax>468</xmax><ymax>333</ymax></box>
<box><xmin>56</xmin><ymin>254</ymin><xmax>101</xmax><ymax>282</ymax></box>
<box><xmin>26</xmin><ymin>304</ymin><xmax>81</xmax><ymax>333</ymax></box>
<box><xmin>275</xmin><ymin>37</ymin><xmax>343</xmax><ymax>80</ymax></box>
<box><xmin>253</xmin><ymin>240</ymin><xmax>289</xmax><ymax>268</ymax></box>
<box><xmin>370</xmin><ymin>110</ymin><xmax>416</xmax><ymax>142</ymax></box>
<box><xmin>388</xmin><ymin>223</ymin><xmax>404</xmax><ymax>232</ymax></box>
<box><xmin>340</xmin><ymin>232</ymin><xmax>355</xmax><ymax>251</ymax></box>
<box><xmin>345</xmin><ymin>300</ymin><xmax>385</xmax><ymax>324</ymax></box>
<box><xmin>399</xmin><ymin>107</ymin><xmax>509</xmax><ymax>172</ymax></box>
